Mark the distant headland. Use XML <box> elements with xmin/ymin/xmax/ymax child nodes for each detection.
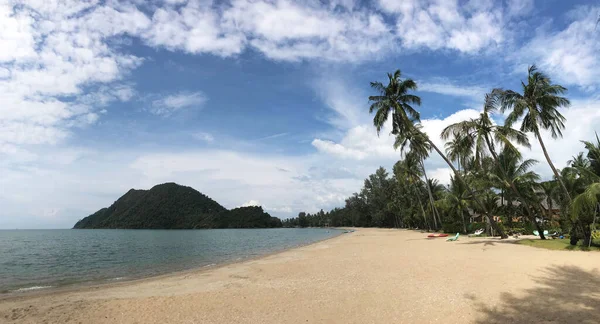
<box><xmin>73</xmin><ymin>182</ymin><xmax>282</xmax><ymax>229</ymax></box>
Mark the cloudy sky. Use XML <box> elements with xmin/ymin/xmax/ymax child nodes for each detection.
<box><xmin>1</xmin><ymin>0</ymin><xmax>600</xmax><ymax>228</ymax></box>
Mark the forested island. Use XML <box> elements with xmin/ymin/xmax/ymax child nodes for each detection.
<box><xmin>73</xmin><ymin>183</ymin><xmax>282</xmax><ymax>229</ymax></box>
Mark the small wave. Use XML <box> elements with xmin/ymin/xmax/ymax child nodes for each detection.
<box><xmin>202</xmin><ymin>263</ymin><xmax>216</xmax><ymax>268</ymax></box>
<box><xmin>106</xmin><ymin>277</ymin><xmax>127</xmax><ymax>281</ymax></box>
<box><xmin>12</xmin><ymin>286</ymin><xmax>52</xmax><ymax>292</ymax></box>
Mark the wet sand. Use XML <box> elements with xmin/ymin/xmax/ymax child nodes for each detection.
<box><xmin>1</xmin><ymin>228</ymin><xmax>599</xmax><ymax>323</ymax></box>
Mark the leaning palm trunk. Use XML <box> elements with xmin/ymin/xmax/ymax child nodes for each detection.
<box><xmin>484</xmin><ymin>136</ymin><xmax>547</xmax><ymax>239</ymax></box>
<box><xmin>427</xmin><ymin>138</ymin><xmax>508</xmax><ymax>238</ymax></box>
<box><xmin>534</xmin><ymin>129</ymin><xmax>572</xmax><ymax>202</ymax></box>
<box><xmin>420</xmin><ymin>160</ymin><xmax>441</xmax><ymax>230</ymax></box>
<box><xmin>533</xmin><ymin>129</ymin><xmax>589</xmax><ymax>243</ymax></box>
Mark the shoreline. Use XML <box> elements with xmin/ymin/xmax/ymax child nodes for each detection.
<box><xmin>0</xmin><ymin>228</ymin><xmax>346</xmax><ymax>302</ymax></box>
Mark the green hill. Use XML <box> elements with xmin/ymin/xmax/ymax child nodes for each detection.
<box><xmin>73</xmin><ymin>183</ymin><xmax>282</xmax><ymax>229</ymax></box>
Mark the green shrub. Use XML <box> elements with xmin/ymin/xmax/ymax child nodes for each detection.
<box><xmin>548</xmin><ymin>220</ymin><xmax>561</xmax><ymax>229</ymax></box>
<box><xmin>507</xmin><ymin>227</ymin><xmax>525</xmax><ymax>235</ymax></box>
<box><xmin>442</xmin><ymin>222</ymin><xmax>464</xmax><ymax>234</ymax></box>
<box><xmin>522</xmin><ymin>221</ymin><xmax>536</xmax><ymax>235</ymax></box>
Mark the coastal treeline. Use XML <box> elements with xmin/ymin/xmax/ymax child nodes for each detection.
<box><xmin>74</xmin><ymin>183</ymin><xmax>283</xmax><ymax>229</ymax></box>
<box><xmin>288</xmin><ymin>66</ymin><xmax>600</xmax><ymax>246</ymax></box>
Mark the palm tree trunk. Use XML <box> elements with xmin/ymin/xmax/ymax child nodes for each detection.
<box><xmin>427</xmin><ymin>138</ymin><xmax>508</xmax><ymax>238</ymax></box>
<box><xmin>534</xmin><ymin>129</ymin><xmax>571</xmax><ymax>202</ymax></box>
<box><xmin>460</xmin><ymin>204</ymin><xmax>466</xmax><ymax>234</ymax></box>
<box><xmin>484</xmin><ymin>135</ymin><xmax>546</xmax><ymax>239</ymax></box>
<box><xmin>430</xmin><ymin>203</ymin><xmax>438</xmax><ymax>230</ymax></box>
<box><xmin>533</xmin><ymin>128</ymin><xmax>589</xmax><ymax>243</ymax></box>
<box><xmin>420</xmin><ymin>159</ymin><xmax>441</xmax><ymax>230</ymax></box>
<box><xmin>412</xmin><ymin>182</ymin><xmax>429</xmax><ymax>231</ymax></box>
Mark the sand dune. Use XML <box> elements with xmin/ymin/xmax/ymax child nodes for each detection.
<box><xmin>1</xmin><ymin>228</ymin><xmax>599</xmax><ymax>323</ymax></box>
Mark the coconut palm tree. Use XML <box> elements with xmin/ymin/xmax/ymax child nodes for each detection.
<box><xmin>369</xmin><ymin>70</ymin><xmax>420</xmax><ymax>136</ymax></box>
<box><xmin>445</xmin><ymin>176</ymin><xmax>470</xmax><ymax>233</ymax></box>
<box><xmin>568</xmin><ymin>152</ymin><xmax>591</xmax><ymax>170</ymax></box>
<box><xmin>445</xmin><ymin>133</ymin><xmax>474</xmax><ymax>172</ymax></box>
<box><xmin>571</xmin><ymin>182</ymin><xmax>600</xmax><ymax>246</ymax></box>
<box><xmin>540</xmin><ymin>181</ymin><xmax>559</xmax><ymax>223</ymax></box>
<box><xmin>442</xmin><ymin>92</ymin><xmax>545</xmax><ymax>236</ymax></box>
<box><xmin>369</xmin><ymin>69</ymin><xmax>508</xmax><ymax>238</ymax></box>
<box><xmin>490</xmin><ymin>149</ymin><xmax>546</xmax><ymax>236</ymax></box>
<box><xmin>582</xmin><ymin>133</ymin><xmax>600</xmax><ymax>176</ymax></box>
<box><xmin>497</xmin><ymin>65</ymin><xmax>571</xmax><ymax>204</ymax></box>
<box><xmin>394</xmin><ymin>126</ymin><xmax>442</xmax><ymax>229</ymax></box>
<box><xmin>394</xmin><ymin>155</ymin><xmax>430</xmax><ymax>229</ymax></box>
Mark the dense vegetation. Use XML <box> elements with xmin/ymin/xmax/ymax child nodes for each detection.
<box><xmin>286</xmin><ymin>66</ymin><xmax>600</xmax><ymax>247</ymax></box>
<box><xmin>73</xmin><ymin>183</ymin><xmax>282</xmax><ymax>229</ymax></box>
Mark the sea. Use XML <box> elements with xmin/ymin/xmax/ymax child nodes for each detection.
<box><xmin>0</xmin><ymin>228</ymin><xmax>340</xmax><ymax>294</ymax></box>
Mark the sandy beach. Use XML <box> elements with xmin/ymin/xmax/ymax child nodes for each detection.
<box><xmin>1</xmin><ymin>228</ymin><xmax>599</xmax><ymax>324</ymax></box>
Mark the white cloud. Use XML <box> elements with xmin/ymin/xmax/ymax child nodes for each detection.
<box><xmin>193</xmin><ymin>132</ymin><xmax>214</xmax><ymax>143</ymax></box>
<box><xmin>254</xmin><ymin>132</ymin><xmax>289</xmax><ymax>141</ymax></box>
<box><xmin>428</xmin><ymin>167</ymin><xmax>453</xmax><ymax>185</ymax></box>
<box><xmin>506</xmin><ymin>0</ymin><xmax>534</xmax><ymax>17</ymax></box>
<box><xmin>150</xmin><ymin>91</ymin><xmax>207</xmax><ymax>116</ymax></box>
<box><xmin>221</xmin><ymin>0</ymin><xmax>394</xmax><ymax>61</ymax></box>
<box><xmin>240</xmin><ymin>200</ymin><xmax>261</xmax><ymax>207</ymax></box>
<box><xmin>267</xmin><ymin>206</ymin><xmax>293</xmax><ymax>213</ymax></box>
<box><xmin>514</xmin><ymin>6</ymin><xmax>600</xmax><ymax>89</ymax></box>
<box><xmin>419</xmin><ymin>80</ymin><xmax>487</xmax><ymax>102</ymax></box>
<box><xmin>0</xmin><ymin>0</ymin><xmax>142</xmax><ymax>150</ymax></box>
<box><xmin>311</xmin><ymin>139</ymin><xmax>368</xmax><ymax>160</ymax></box>
<box><xmin>313</xmin><ymin>78</ymin><xmax>365</xmax><ymax>130</ymax></box>
<box><xmin>143</xmin><ymin>1</ymin><xmax>245</xmax><ymax>57</ymax></box>
<box><xmin>379</xmin><ymin>0</ymin><xmax>505</xmax><ymax>53</ymax></box>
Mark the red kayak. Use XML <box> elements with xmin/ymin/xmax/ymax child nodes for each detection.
<box><xmin>427</xmin><ymin>233</ymin><xmax>449</xmax><ymax>238</ymax></box>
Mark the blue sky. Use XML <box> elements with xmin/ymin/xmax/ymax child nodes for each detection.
<box><xmin>1</xmin><ymin>0</ymin><xmax>600</xmax><ymax>228</ymax></box>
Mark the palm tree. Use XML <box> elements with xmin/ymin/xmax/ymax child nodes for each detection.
<box><xmin>394</xmin><ymin>156</ymin><xmax>430</xmax><ymax>229</ymax></box>
<box><xmin>394</xmin><ymin>126</ymin><xmax>442</xmax><ymax>229</ymax></box>
<box><xmin>582</xmin><ymin>133</ymin><xmax>600</xmax><ymax>176</ymax></box>
<box><xmin>571</xmin><ymin>182</ymin><xmax>600</xmax><ymax>246</ymax></box>
<box><xmin>442</xmin><ymin>91</ymin><xmax>545</xmax><ymax>236</ymax></box>
<box><xmin>445</xmin><ymin>133</ymin><xmax>474</xmax><ymax>172</ymax></box>
<box><xmin>568</xmin><ymin>152</ymin><xmax>591</xmax><ymax>170</ymax></box>
<box><xmin>540</xmin><ymin>181</ymin><xmax>559</xmax><ymax>224</ymax></box>
<box><xmin>445</xmin><ymin>176</ymin><xmax>470</xmax><ymax>233</ymax></box>
<box><xmin>490</xmin><ymin>149</ymin><xmax>545</xmax><ymax>236</ymax></box>
<box><xmin>497</xmin><ymin>65</ymin><xmax>571</xmax><ymax>204</ymax></box>
<box><xmin>369</xmin><ymin>70</ymin><xmax>421</xmax><ymax>136</ymax></box>
<box><xmin>369</xmin><ymin>69</ymin><xmax>508</xmax><ymax>238</ymax></box>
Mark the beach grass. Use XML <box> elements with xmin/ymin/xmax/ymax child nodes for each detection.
<box><xmin>517</xmin><ymin>238</ymin><xmax>600</xmax><ymax>251</ymax></box>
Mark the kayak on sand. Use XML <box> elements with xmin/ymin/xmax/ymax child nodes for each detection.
<box><xmin>427</xmin><ymin>233</ymin><xmax>449</xmax><ymax>238</ymax></box>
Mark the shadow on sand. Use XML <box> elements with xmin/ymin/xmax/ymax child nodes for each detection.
<box><xmin>469</xmin><ymin>265</ymin><xmax>600</xmax><ymax>324</ymax></box>
<box><xmin>458</xmin><ymin>239</ymin><xmax>520</xmax><ymax>247</ymax></box>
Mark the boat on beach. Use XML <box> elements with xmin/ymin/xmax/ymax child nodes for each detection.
<box><xmin>427</xmin><ymin>233</ymin><xmax>449</xmax><ymax>238</ymax></box>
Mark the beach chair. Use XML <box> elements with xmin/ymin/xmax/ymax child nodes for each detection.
<box><xmin>446</xmin><ymin>233</ymin><xmax>459</xmax><ymax>241</ymax></box>
<box><xmin>469</xmin><ymin>228</ymin><xmax>484</xmax><ymax>237</ymax></box>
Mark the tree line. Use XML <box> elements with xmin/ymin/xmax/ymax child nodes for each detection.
<box><xmin>285</xmin><ymin>66</ymin><xmax>600</xmax><ymax>246</ymax></box>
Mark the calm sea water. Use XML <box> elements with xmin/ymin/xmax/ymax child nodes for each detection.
<box><xmin>0</xmin><ymin>228</ymin><xmax>340</xmax><ymax>293</ymax></box>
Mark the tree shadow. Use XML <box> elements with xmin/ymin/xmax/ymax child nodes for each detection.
<box><xmin>471</xmin><ymin>265</ymin><xmax>600</xmax><ymax>324</ymax></box>
<box><xmin>458</xmin><ymin>238</ymin><xmax>527</xmax><ymax>246</ymax></box>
